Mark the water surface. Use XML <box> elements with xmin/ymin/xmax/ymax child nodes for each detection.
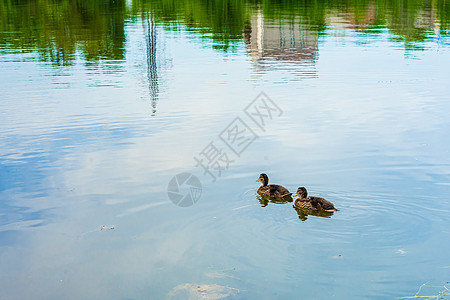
<box><xmin>1</xmin><ymin>0</ymin><xmax>450</xmax><ymax>299</ymax></box>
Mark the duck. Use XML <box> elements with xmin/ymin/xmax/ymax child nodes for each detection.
<box><xmin>256</xmin><ymin>173</ymin><xmax>292</xmax><ymax>199</ymax></box>
<box><xmin>293</xmin><ymin>187</ymin><xmax>339</xmax><ymax>212</ymax></box>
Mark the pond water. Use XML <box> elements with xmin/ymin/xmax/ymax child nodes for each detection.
<box><xmin>1</xmin><ymin>0</ymin><xmax>450</xmax><ymax>299</ymax></box>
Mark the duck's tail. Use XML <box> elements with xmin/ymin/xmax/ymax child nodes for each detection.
<box><xmin>324</xmin><ymin>208</ymin><xmax>339</xmax><ymax>212</ymax></box>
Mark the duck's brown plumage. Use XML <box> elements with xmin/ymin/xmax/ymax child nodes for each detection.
<box><xmin>256</xmin><ymin>174</ymin><xmax>292</xmax><ymax>199</ymax></box>
<box><xmin>293</xmin><ymin>187</ymin><xmax>339</xmax><ymax>212</ymax></box>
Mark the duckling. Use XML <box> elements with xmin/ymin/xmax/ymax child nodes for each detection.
<box><xmin>293</xmin><ymin>187</ymin><xmax>339</xmax><ymax>212</ymax></box>
<box><xmin>256</xmin><ymin>173</ymin><xmax>292</xmax><ymax>199</ymax></box>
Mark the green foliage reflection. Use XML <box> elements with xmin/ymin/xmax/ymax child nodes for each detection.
<box><xmin>0</xmin><ymin>0</ymin><xmax>449</xmax><ymax>65</ymax></box>
<box><xmin>0</xmin><ymin>0</ymin><xmax>126</xmax><ymax>65</ymax></box>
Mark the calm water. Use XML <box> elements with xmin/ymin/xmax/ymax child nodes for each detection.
<box><xmin>1</xmin><ymin>0</ymin><xmax>450</xmax><ymax>299</ymax></box>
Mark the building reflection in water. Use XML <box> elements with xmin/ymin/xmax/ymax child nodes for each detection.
<box><xmin>243</xmin><ymin>11</ymin><xmax>319</xmax><ymax>76</ymax></box>
<box><xmin>143</xmin><ymin>13</ymin><xmax>159</xmax><ymax>116</ymax></box>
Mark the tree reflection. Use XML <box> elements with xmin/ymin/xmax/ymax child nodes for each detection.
<box><xmin>1</xmin><ymin>0</ymin><xmax>449</xmax><ymax>66</ymax></box>
<box><xmin>0</xmin><ymin>0</ymin><xmax>126</xmax><ymax>65</ymax></box>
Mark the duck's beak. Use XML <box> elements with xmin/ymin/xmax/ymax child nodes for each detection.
<box><xmin>256</xmin><ymin>179</ymin><xmax>259</xmax><ymax>182</ymax></box>
<box><xmin>293</xmin><ymin>193</ymin><xmax>298</xmax><ymax>197</ymax></box>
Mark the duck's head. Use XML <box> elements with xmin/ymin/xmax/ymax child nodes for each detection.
<box><xmin>256</xmin><ymin>173</ymin><xmax>269</xmax><ymax>186</ymax></box>
<box><xmin>293</xmin><ymin>187</ymin><xmax>308</xmax><ymax>198</ymax></box>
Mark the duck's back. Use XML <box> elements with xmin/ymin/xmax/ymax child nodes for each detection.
<box><xmin>268</xmin><ymin>184</ymin><xmax>291</xmax><ymax>196</ymax></box>
<box><xmin>294</xmin><ymin>199</ymin><xmax>314</xmax><ymax>210</ymax></box>
<box><xmin>258</xmin><ymin>184</ymin><xmax>291</xmax><ymax>197</ymax></box>
<box><xmin>309</xmin><ymin>196</ymin><xmax>338</xmax><ymax>211</ymax></box>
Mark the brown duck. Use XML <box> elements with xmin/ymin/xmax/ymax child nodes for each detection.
<box><xmin>293</xmin><ymin>187</ymin><xmax>339</xmax><ymax>212</ymax></box>
<box><xmin>256</xmin><ymin>174</ymin><xmax>292</xmax><ymax>199</ymax></box>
